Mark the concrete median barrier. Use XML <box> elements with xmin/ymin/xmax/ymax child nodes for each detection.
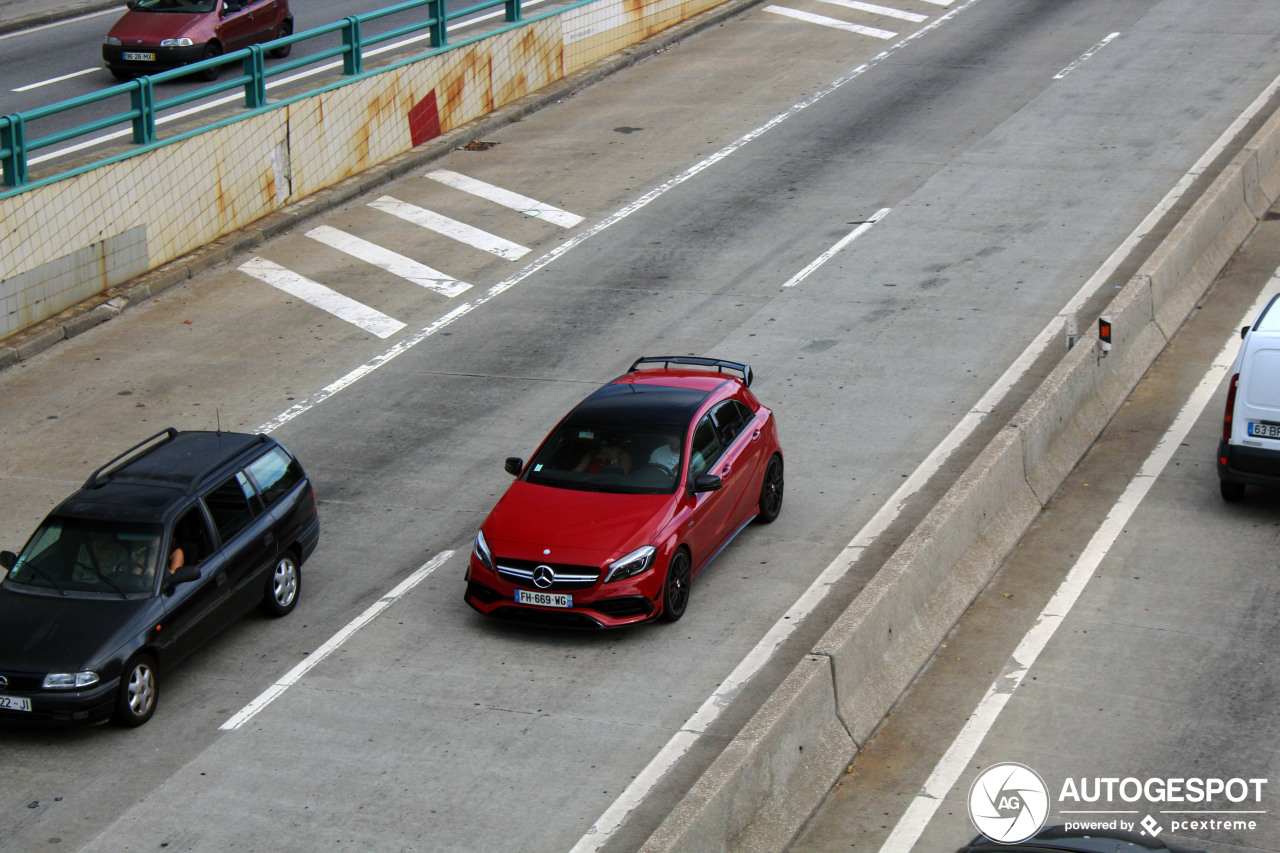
<box><xmin>641</xmin><ymin>81</ymin><xmax>1280</xmax><ymax>853</ymax></box>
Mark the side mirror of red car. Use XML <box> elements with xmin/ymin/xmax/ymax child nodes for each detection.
<box><xmin>504</xmin><ymin>457</ymin><xmax>524</xmax><ymax>477</ymax></box>
<box><xmin>692</xmin><ymin>474</ymin><xmax>722</xmax><ymax>493</ymax></box>
<box><xmin>0</xmin><ymin>551</ymin><xmax>16</xmax><ymax>571</ymax></box>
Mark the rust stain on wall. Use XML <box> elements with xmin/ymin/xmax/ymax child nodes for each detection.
<box><xmin>438</xmin><ymin>51</ymin><xmax>482</xmax><ymax>134</ymax></box>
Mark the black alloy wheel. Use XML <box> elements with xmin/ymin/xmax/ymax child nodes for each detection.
<box><xmin>659</xmin><ymin>550</ymin><xmax>691</xmax><ymax>623</ymax></box>
<box><xmin>757</xmin><ymin>454</ymin><xmax>784</xmax><ymax>523</ymax></box>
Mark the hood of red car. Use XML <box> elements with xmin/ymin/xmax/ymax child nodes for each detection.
<box><xmin>107</xmin><ymin>11</ymin><xmax>208</xmax><ymax>44</ymax></box>
<box><xmin>484</xmin><ymin>481</ymin><xmax>675</xmax><ymax>561</ymax></box>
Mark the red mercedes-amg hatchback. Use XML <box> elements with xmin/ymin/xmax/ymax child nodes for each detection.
<box><xmin>465</xmin><ymin>357</ymin><xmax>784</xmax><ymax>628</ymax></box>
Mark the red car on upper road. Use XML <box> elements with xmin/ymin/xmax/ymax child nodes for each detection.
<box><xmin>465</xmin><ymin>357</ymin><xmax>784</xmax><ymax>628</ymax></box>
<box><xmin>103</xmin><ymin>0</ymin><xmax>293</xmax><ymax>81</ymax></box>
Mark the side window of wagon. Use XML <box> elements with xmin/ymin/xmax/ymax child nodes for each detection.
<box><xmin>245</xmin><ymin>447</ymin><xmax>304</xmax><ymax>508</ymax></box>
<box><xmin>203</xmin><ymin>471</ymin><xmax>261</xmax><ymax>542</ymax></box>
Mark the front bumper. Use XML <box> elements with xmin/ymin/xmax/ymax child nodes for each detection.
<box><xmin>1217</xmin><ymin>439</ymin><xmax>1280</xmax><ymax>487</ymax></box>
<box><xmin>464</xmin><ymin>556</ymin><xmax>660</xmax><ymax>629</ymax></box>
<box><xmin>103</xmin><ymin>43</ymin><xmax>208</xmax><ymax>74</ymax></box>
<box><xmin>0</xmin><ymin>676</ymin><xmax>118</xmax><ymax>727</ymax></box>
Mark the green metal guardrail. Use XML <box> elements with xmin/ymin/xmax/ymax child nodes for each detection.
<box><xmin>0</xmin><ymin>0</ymin><xmax>576</xmax><ymax>199</ymax></box>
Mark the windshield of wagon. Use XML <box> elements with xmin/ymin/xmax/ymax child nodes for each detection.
<box><xmin>129</xmin><ymin>0</ymin><xmax>217</xmax><ymax>12</ymax></box>
<box><xmin>525</xmin><ymin>423</ymin><xmax>683</xmax><ymax>495</ymax></box>
<box><xmin>6</xmin><ymin>518</ymin><xmax>164</xmax><ymax>596</ymax></box>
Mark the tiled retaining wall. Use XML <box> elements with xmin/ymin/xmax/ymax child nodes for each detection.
<box><xmin>0</xmin><ymin>0</ymin><xmax>723</xmax><ymax>340</ymax></box>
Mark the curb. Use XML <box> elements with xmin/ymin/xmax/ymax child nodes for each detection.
<box><xmin>0</xmin><ymin>0</ymin><xmax>769</xmax><ymax>365</ymax></box>
<box><xmin>639</xmin><ymin>87</ymin><xmax>1280</xmax><ymax>853</ymax></box>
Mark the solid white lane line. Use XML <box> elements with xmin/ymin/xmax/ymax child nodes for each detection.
<box><xmin>764</xmin><ymin>6</ymin><xmax>897</xmax><ymax>38</ymax></box>
<box><xmin>782</xmin><ymin>208</ymin><xmax>891</xmax><ymax>288</ymax></box>
<box><xmin>369</xmin><ymin>195</ymin><xmax>531</xmax><ymax>261</ymax></box>
<box><xmin>220</xmin><ymin>551</ymin><xmax>454</xmax><ymax>731</ymax></box>
<box><xmin>425</xmin><ymin>170</ymin><xmax>585</xmax><ymax>228</ymax></box>
<box><xmin>816</xmin><ymin>0</ymin><xmax>927</xmax><ymax>23</ymax></box>
<box><xmin>305</xmin><ymin>225</ymin><xmax>471</xmax><ymax>298</ymax></box>
<box><xmin>1054</xmin><ymin>31</ymin><xmax>1120</xmax><ymax>80</ymax></box>
<box><xmin>239</xmin><ymin>256</ymin><xmax>406</xmax><ymax>339</ymax></box>
<box><xmin>12</xmin><ymin>67</ymin><xmax>98</xmax><ymax>92</ymax></box>
<box><xmin>876</xmin><ymin>273</ymin><xmax>1280</xmax><ymax>853</ymax></box>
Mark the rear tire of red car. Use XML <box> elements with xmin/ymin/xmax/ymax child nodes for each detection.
<box><xmin>113</xmin><ymin>654</ymin><xmax>158</xmax><ymax>727</ymax></box>
<box><xmin>268</xmin><ymin>21</ymin><xmax>292</xmax><ymax>59</ymax></box>
<box><xmin>659</xmin><ymin>549</ymin><xmax>691</xmax><ymax>623</ymax></box>
<box><xmin>197</xmin><ymin>42</ymin><xmax>222</xmax><ymax>82</ymax></box>
<box><xmin>757</xmin><ymin>454</ymin><xmax>784</xmax><ymax>523</ymax></box>
<box><xmin>1220</xmin><ymin>480</ymin><xmax>1245</xmax><ymax>502</ymax></box>
<box><xmin>261</xmin><ymin>553</ymin><xmax>300</xmax><ymax>616</ymax></box>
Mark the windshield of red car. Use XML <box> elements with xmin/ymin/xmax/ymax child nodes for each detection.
<box><xmin>6</xmin><ymin>518</ymin><xmax>164</xmax><ymax>596</ymax></box>
<box><xmin>129</xmin><ymin>0</ymin><xmax>218</xmax><ymax>12</ymax></box>
<box><xmin>525</xmin><ymin>424</ymin><xmax>683</xmax><ymax>494</ymax></box>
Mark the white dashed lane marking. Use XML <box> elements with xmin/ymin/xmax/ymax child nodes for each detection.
<box><xmin>305</xmin><ymin>224</ymin><xmax>472</xmax><ymax>298</ymax></box>
<box><xmin>238</xmin><ymin>257</ymin><xmax>407</xmax><ymax>339</ymax></box>
<box><xmin>426</xmin><ymin>169</ymin><xmax>585</xmax><ymax>228</ymax></box>
<box><xmin>368</xmin><ymin>195</ymin><xmax>531</xmax><ymax>260</ymax></box>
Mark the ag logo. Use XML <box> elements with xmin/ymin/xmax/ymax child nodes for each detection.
<box><xmin>968</xmin><ymin>762</ymin><xmax>1050</xmax><ymax>844</ymax></box>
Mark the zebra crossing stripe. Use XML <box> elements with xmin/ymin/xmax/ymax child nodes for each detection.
<box><xmin>305</xmin><ymin>225</ymin><xmax>472</xmax><ymax>298</ymax></box>
<box><xmin>425</xmin><ymin>170</ymin><xmax>585</xmax><ymax>229</ymax></box>
<box><xmin>239</xmin><ymin>257</ymin><xmax>406</xmax><ymax>339</ymax></box>
<box><xmin>764</xmin><ymin>5</ymin><xmax>897</xmax><ymax>37</ymax></box>
<box><xmin>368</xmin><ymin>196</ymin><xmax>531</xmax><ymax>261</ymax></box>
<box><xmin>817</xmin><ymin>0</ymin><xmax>927</xmax><ymax>22</ymax></box>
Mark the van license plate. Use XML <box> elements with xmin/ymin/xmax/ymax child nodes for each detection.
<box><xmin>123</xmin><ymin>52</ymin><xmax>155</xmax><ymax>62</ymax></box>
<box><xmin>516</xmin><ymin>590</ymin><xmax>572</xmax><ymax>608</ymax></box>
<box><xmin>1247</xmin><ymin>422</ymin><xmax>1280</xmax><ymax>439</ymax></box>
<box><xmin>0</xmin><ymin>694</ymin><xmax>31</xmax><ymax>712</ymax></box>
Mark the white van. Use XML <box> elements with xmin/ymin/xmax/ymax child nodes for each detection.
<box><xmin>1218</xmin><ymin>292</ymin><xmax>1280</xmax><ymax>501</ymax></box>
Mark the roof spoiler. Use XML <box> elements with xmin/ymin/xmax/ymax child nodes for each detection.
<box><xmin>83</xmin><ymin>427</ymin><xmax>179</xmax><ymax>489</ymax></box>
<box><xmin>628</xmin><ymin>356</ymin><xmax>754</xmax><ymax>388</ymax></box>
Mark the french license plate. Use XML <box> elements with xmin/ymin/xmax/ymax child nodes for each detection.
<box><xmin>516</xmin><ymin>589</ymin><xmax>572</xmax><ymax>608</ymax></box>
<box><xmin>123</xmin><ymin>51</ymin><xmax>155</xmax><ymax>62</ymax></box>
<box><xmin>1247</xmin><ymin>421</ymin><xmax>1280</xmax><ymax>439</ymax></box>
<box><xmin>0</xmin><ymin>694</ymin><xmax>31</xmax><ymax>713</ymax></box>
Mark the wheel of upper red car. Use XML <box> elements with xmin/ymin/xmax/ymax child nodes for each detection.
<box><xmin>757</xmin><ymin>454</ymin><xmax>784</xmax><ymax>523</ymax></box>
<box><xmin>659</xmin><ymin>549</ymin><xmax>691</xmax><ymax>623</ymax></box>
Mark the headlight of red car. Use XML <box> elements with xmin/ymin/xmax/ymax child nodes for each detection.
<box><xmin>604</xmin><ymin>545</ymin><xmax>656</xmax><ymax>583</ymax></box>
<box><xmin>473</xmin><ymin>530</ymin><xmax>494</xmax><ymax>570</ymax></box>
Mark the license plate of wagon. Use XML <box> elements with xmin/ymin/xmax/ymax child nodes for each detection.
<box><xmin>516</xmin><ymin>590</ymin><xmax>572</xmax><ymax>608</ymax></box>
<box><xmin>0</xmin><ymin>694</ymin><xmax>31</xmax><ymax>712</ymax></box>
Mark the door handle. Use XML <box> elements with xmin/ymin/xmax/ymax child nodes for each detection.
<box><xmin>752</xmin><ymin>429</ymin><xmax>761</xmax><ymax>441</ymax></box>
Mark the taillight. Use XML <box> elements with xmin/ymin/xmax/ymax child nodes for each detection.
<box><xmin>1223</xmin><ymin>373</ymin><xmax>1239</xmax><ymax>442</ymax></box>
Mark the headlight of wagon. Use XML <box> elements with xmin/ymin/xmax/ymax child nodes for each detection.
<box><xmin>604</xmin><ymin>545</ymin><xmax>656</xmax><ymax>583</ymax></box>
<box><xmin>43</xmin><ymin>671</ymin><xmax>100</xmax><ymax>689</ymax></box>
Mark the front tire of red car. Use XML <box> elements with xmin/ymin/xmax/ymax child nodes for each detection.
<box><xmin>659</xmin><ymin>549</ymin><xmax>691</xmax><ymax>623</ymax></box>
<box><xmin>196</xmin><ymin>42</ymin><xmax>222</xmax><ymax>82</ymax></box>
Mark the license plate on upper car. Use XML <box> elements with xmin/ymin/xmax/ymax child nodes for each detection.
<box><xmin>515</xmin><ymin>590</ymin><xmax>572</xmax><ymax>608</ymax></box>
<box><xmin>123</xmin><ymin>51</ymin><xmax>155</xmax><ymax>61</ymax></box>
<box><xmin>1247</xmin><ymin>421</ymin><xmax>1280</xmax><ymax>439</ymax></box>
<box><xmin>0</xmin><ymin>694</ymin><xmax>31</xmax><ymax>712</ymax></box>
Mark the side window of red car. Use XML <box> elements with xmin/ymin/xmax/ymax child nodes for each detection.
<box><xmin>710</xmin><ymin>400</ymin><xmax>752</xmax><ymax>447</ymax></box>
<box><xmin>688</xmin><ymin>415</ymin><xmax>721</xmax><ymax>480</ymax></box>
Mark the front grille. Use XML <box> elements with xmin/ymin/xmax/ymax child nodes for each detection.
<box><xmin>495</xmin><ymin>559</ymin><xmax>600</xmax><ymax>591</ymax></box>
<box><xmin>0</xmin><ymin>671</ymin><xmax>43</xmax><ymax>692</ymax></box>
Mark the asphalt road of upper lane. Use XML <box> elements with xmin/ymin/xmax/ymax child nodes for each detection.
<box><xmin>5</xmin><ymin>1</ymin><xmax>1280</xmax><ymax>852</ymax></box>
